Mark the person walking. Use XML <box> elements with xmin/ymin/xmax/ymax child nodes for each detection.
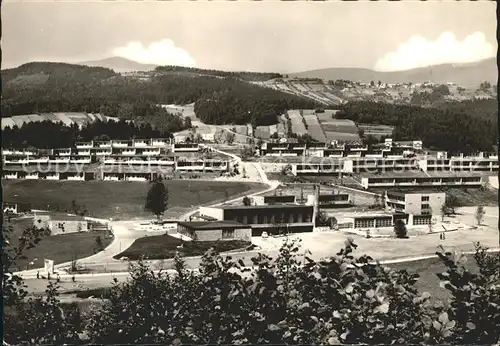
<box><xmin>36</xmin><ymin>271</ymin><xmax>40</xmax><ymax>279</ymax></box>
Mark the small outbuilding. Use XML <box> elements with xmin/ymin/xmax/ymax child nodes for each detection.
<box><xmin>176</xmin><ymin>221</ymin><xmax>252</xmax><ymax>241</ymax></box>
<box><xmin>33</xmin><ymin>212</ymin><xmax>89</xmax><ymax>235</ymax></box>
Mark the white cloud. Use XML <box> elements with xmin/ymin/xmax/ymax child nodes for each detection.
<box><xmin>375</xmin><ymin>31</ymin><xmax>496</xmax><ymax>71</ymax></box>
<box><xmin>112</xmin><ymin>39</ymin><xmax>196</xmax><ymax>67</ymax></box>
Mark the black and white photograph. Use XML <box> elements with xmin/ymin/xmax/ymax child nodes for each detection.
<box><xmin>2</xmin><ymin>1</ymin><xmax>499</xmax><ymax>344</ymax></box>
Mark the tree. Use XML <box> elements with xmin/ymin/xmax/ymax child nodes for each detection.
<box><xmin>444</xmin><ymin>194</ymin><xmax>460</xmax><ymax>215</ymax></box>
<box><xmin>145</xmin><ymin>176</ymin><xmax>169</xmax><ymax>223</ymax></box>
<box><xmin>393</xmin><ymin>219</ymin><xmax>408</xmax><ymax>238</ymax></box>
<box><xmin>475</xmin><ymin>206</ymin><xmax>485</xmax><ymax>226</ymax></box>
<box><xmin>441</xmin><ymin>204</ymin><xmax>448</xmax><ymax>222</ymax></box>
<box><xmin>95</xmin><ymin>235</ymin><xmax>104</xmax><ymax>253</ymax></box>
<box><xmin>242</xmin><ymin>196</ymin><xmax>252</xmax><ymax>206</ymax></box>
<box><xmin>479</xmin><ymin>81</ymin><xmax>491</xmax><ymax>90</ymax></box>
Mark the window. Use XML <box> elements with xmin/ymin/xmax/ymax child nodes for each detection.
<box><xmin>422</xmin><ymin>204</ymin><xmax>430</xmax><ymax>209</ymax></box>
<box><xmin>421</xmin><ymin>196</ymin><xmax>429</xmax><ymax>202</ymax></box>
<box><xmin>414</xmin><ymin>216</ymin><xmax>431</xmax><ymax>225</ymax></box>
<box><xmin>376</xmin><ymin>218</ymin><xmax>392</xmax><ymax>228</ymax></box>
<box><xmin>354</xmin><ymin>219</ymin><xmax>375</xmax><ymax>228</ymax></box>
<box><xmin>222</xmin><ymin>229</ymin><xmax>235</xmax><ymax>239</ymax></box>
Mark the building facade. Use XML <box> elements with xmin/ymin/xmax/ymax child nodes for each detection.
<box><xmin>384</xmin><ymin>191</ymin><xmax>445</xmax><ymax>215</ymax></box>
<box><xmin>177</xmin><ymin>221</ymin><xmax>252</xmax><ymax>241</ymax></box>
<box><xmin>33</xmin><ymin>212</ymin><xmax>89</xmax><ymax>235</ymax></box>
<box><xmin>199</xmin><ymin>204</ymin><xmax>314</xmax><ymax>235</ymax></box>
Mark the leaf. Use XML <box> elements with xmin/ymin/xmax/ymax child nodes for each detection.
<box><xmin>340</xmin><ymin>330</ymin><xmax>350</xmax><ymax>341</ymax></box>
<box><xmin>421</xmin><ymin>292</ymin><xmax>431</xmax><ymax>300</ymax></box>
<box><xmin>345</xmin><ymin>283</ymin><xmax>354</xmax><ymax>294</ymax></box>
<box><xmin>277</xmin><ymin>320</ymin><xmax>288</xmax><ymax>329</ymax></box>
<box><xmin>365</xmin><ymin>289</ymin><xmax>375</xmax><ymax>299</ymax></box>
<box><xmin>298</xmin><ymin>302</ymin><xmax>310</xmax><ymax>310</ymax></box>
<box><xmin>433</xmin><ymin>321</ymin><xmax>442</xmax><ymax>330</ymax></box>
<box><xmin>332</xmin><ymin>310</ymin><xmax>342</xmax><ymax>319</ymax></box>
<box><xmin>466</xmin><ymin>322</ymin><xmax>476</xmax><ymax>330</ymax></box>
<box><xmin>328</xmin><ymin>336</ymin><xmax>340</xmax><ymax>345</ymax></box>
<box><xmin>438</xmin><ymin>312</ymin><xmax>449</xmax><ymax>324</ymax></box>
<box><xmin>268</xmin><ymin>324</ymin><xmax>280</xmax><ymax>331</ymax></box>
<box><xmin>446</xmin><ymin>320</ymin><xmax>456</xmax><ymax>329</ymax></box>
<box><xmin>374</xmin><ymin>302</ymin><xmax>390</xmax><ymax>314</ymax></box>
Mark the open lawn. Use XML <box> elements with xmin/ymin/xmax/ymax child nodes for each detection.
<box><xmin>387</xmin><ymin>254</ymin><xmax>489</xmax><ymax>305</ymax></box>
<box><xmin>6</xmin><ymin>217</ymin><xmax>113</xmax><ymax>272</ymax></box>
<box><xmin>114</xmin><ymin>234</ymin><xmax>251</xmax><ymax>260</ymax></box>
<box><xmin>3</xmin><ymin>180</ymin><xmax>267</xmax><ymax>220</ymax></box>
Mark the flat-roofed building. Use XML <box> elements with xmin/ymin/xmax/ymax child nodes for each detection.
<box><xmin>384</xmin><ymin>191</ymin><xmax>445</xmax><ymax>215</ymax></box>
<box><xmin>33</xmin><ymin>211</ymin><xmax>89</xmax><ymax>235</ymax></box>
<box><xmin>259</xmin><ymin>142</ymin><xmax>307</xmax><ymax>156</ymax></box>
<box><xmin>343</xmin><ymin>157</ymin><xmax>417</xmax><ymax>173</ymax></box>
<box><xmin>253</xmin><ymin>195</ymin><xmax>297</xmax><ymax>205</ymax></box>
<box><xmin>172</xmin><ymin>143</ymin><xmax>201</xmax><ymax>153</ymax></box>
<box><xmin>419</xmin><ymin>153</ymin><xmax>499</xmax><ymax>173</ymax></box>
<box><xmin>177</xmin><ymin>221</ymin><xmax>252</xmax><ymax>241</ymax></box>
<box><xmin>175</xmin><ymin>159</ymin><xmax>229</xmax><ymax>172</ymax></box>
<box><xmin>306</xmin><ymin>193</ymin><xmax>352</xmax><ymax>208</ymax></box>
<box><xmin>3</xmin><ymin>202</ymin><xmax>31</xmax><ymax>214</ymax></box>
<box><xmin>291</xmin><ymin>162</ymin><xmax>343</xmax><ymax>176</ymax></box>
<box><xmin>199</xmin><ymin>204</ymin><xmax>314</xmax><ymax>236</ymax></box>
<box><xmin>336</xmin><ymin>211</ymin><xmax>432</xmax><ymax>231</ymax></box>
<box><xmin>360</xmin><ymin>172</ymin><xmax>483</xmax><ymax>189</ymax></box>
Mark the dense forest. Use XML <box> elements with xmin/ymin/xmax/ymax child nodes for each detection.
<box><xmin>336</xmin><ymin>101</ymin><xmax>498</xmax><ymax>154</ymax></box>
<box><xmin>2</xmin><ymin>62</ymin><xmax>318</xmax><ymax>125</ymax></box>
<box><xmin>2</xmin><ymin>119</ymin><xmax>181</xmax><ymax>149</ymax></box>
<box><xmin>155</xmin><ymin>65</ymin><xmax>282</xmax><ymax>82</ymax></box>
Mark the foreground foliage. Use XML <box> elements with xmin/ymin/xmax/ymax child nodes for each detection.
<box><xmin>3</xmin><ymin>224</ymin><xmax>500</xmax><ymax>344</ymax></box>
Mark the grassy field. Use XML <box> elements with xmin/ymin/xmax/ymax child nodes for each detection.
<box><xmin>387</xmin><ymin>254</ymin><xmax>485</xmax><ymax>304</ymax></box>
<box><xmin>114</xmin><ymin>234</ymin><xmax>251</xmax><ymax>260</ymax></box>
<box><xmin>6</xmin><ymin>217</ymin><xmax>113</xmax><ymax>272</ymax></box>
<box><xmin>3</xmin><ymin>180</ymin><xmax>267</xmax><ymax>220</ymax></box>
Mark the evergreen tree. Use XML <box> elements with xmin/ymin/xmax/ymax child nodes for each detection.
<box><xmin>145</xmin><ymin>176</ymin><xmax>169</xmax><ymax>223</ymax></box>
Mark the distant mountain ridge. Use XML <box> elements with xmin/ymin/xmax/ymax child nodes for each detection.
<box><xmin>77</xmin><ymin>57</ymin><xmax>158</xmax><ymax>73</ymax></box>
<box><xmin>290</xmin><ymin>58</ymin><xmax>497</xmax><ymax>87</ymax></box>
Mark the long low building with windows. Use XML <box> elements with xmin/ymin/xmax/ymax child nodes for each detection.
<box><xmin>177</xmin><ymin>221</ymin><xmax>252</xmax><ymax>242</ymax></box>
<box><xmin>2</xmin><ymin>165</ymin><xmax>98</xmax><ymax>181</ymax></box>
<box><xmin>418</xmin><ymin>152</ymin><xmax>499</xmax><ymax>173</ymax></box>
<box><xmin>336</xmin><ymin>211</ymin><xmax>433</xmax><ymax>232</ymax></box>
<box><xmin>199</xmin><ymin>204</ymin><xmax>314</xmax><ymax>235</ymax></box>
<box><xmin>359</xmin><ymin>171</ymin><xmax>484</xmax><ymax>189</ymax></box>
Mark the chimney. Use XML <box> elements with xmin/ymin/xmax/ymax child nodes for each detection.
<box><xmin>312</xmin><ymin>184</ymin><xmax>320</xmax><ymax>227</ymax></box>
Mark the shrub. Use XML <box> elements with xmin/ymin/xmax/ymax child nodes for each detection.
<box><xmin>4</xmin><ymin>218</ymin><xmax>500</xmax><ymax>345</ymax></box>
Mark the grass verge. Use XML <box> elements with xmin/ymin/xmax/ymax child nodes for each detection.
<box><xmin>113</xmin><ymin>234</ymin><xmax>251</xmax><ymax>261</ymax></box>
<box><xmin>6</xmin><ymin>217</ymin><xmax>113</xmax><ymax>272</ymax></box>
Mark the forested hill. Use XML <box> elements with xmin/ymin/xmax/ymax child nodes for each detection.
<box><xmin>2</xmin><ymin>62</ymin><xmax>318</xmax><ymax>126</ymax></box>
<box><xmin>154</xmin><ymin>65</ymin><xmax>282</xmax><ymax>82</ymax></box>
<box><xmin>336</xmin><ymin>101</ymin><xmax>498</xmax><ymax>154</ymax></box>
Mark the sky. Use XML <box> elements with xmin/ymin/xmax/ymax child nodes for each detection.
<box><xmin>2</xmin><ymin>1</ymin><xmax>497</xmax><ymax>73</ymax></box>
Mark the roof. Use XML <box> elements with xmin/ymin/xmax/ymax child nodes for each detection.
<box><xmin>34</xmin><ymin>211</ymin><xmax>87</xmax><ymax>221</ymax></box>
<box><xmin>177</xmin><ymin>220</ymin><xmax>248</xmax><ymax>230</ymax></box>
<box><xmin>101</xmin><ymin>165</ymin><xmax>172</xmax><ymax>173</ymax></box>
<box><xmin>3</xmin><ymin>164</ymin><xmax>100</xmax><ymax>173</ymax></box>
<box><xmin>216</xmin><ymin>204</ymin><xmax>313</xmax><ymax>210</ymax></box>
